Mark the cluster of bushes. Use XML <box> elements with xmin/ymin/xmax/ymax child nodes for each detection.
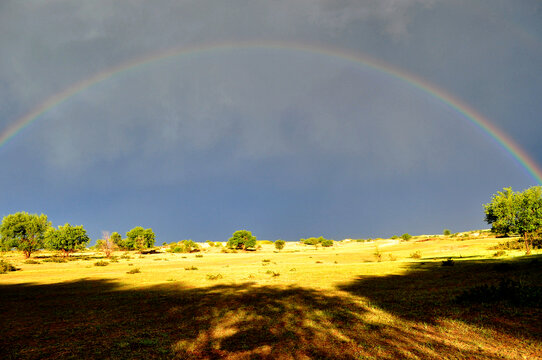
<box><xmin>0</xmin><ymin>259</ymin><xmax>17</xmax><ymax>273</ymax></box>
<box><xmin>301</xmin><ymin>236</ymin><xmax>334</xmax><ymax>248</ymax></box>
<box><xmin>167</xmin><ymin>240</ymin><xmax>200</xmax><ymax>253</ymax></box>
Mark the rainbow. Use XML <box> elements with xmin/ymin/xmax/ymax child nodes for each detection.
<box><xmin>1</xmin><ymin>40</ymin><xmax>541</xmax><ymax>184</ymax></box>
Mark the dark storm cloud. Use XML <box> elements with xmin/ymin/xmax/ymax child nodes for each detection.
<box><xmin>1</xmin><ymin>0</ymin><xmax>541</xmax><ymax>241</ymax></box>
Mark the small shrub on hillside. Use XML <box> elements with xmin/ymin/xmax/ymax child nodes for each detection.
<box><xmin>94</xmin><ymin>260</ymin><xmax>109</xmax><ymax>267</ymax></box>
<box><xmin>266</xmin><ymin>270</ymin><xmax>280</xmax><ymax>277</ymax></box>
<box><xmin>24</xmin><ymin>259</ymin><xmax>41</xmax><ymax>264</ymax></box>
<box><xmin>168</xmin><ymin>240</ymin><xmax>200</xmax><ymax>253</ymax></box>
<box><xmin>489</xmin><ymin>240</ymin><xmax>522</xmax><ymax>251</ymax></box>
<box><xmin>185</xmin><ymin>266</ymin><xmax>198</xmax><ymax>270</ymax></box>
<box><xmin>262</xmin><ymin>259</ymin><xmax>271</xmax><ymax>263</ymax></box>
<box><xmin>126</xmin><ymin>268</ymin><xmax>140</xmax><ymax>274</ymax></box>
<box><xmin>206</xmin><ymin>240</ymin><xmax>215</xmax><ymax>247</ymax></box>
<box><xmin>443</xmin><ymin>229</ymin><xmax>451</xmax><ymax>236</ymax></box>
<box><xmin>373</xmin><ymin>247</ymin><xmax>382</xmax><ymax>262</ymax></box>
<box><xmin>493</xmin><ymin>250</ymin><xmax>507</xmax><ymax>257</ymax></box>
<box><xmin>0</xmin><ymin>260</ymin><xmax>17</xmax><ymax>273</ymax></box>
<box><xmin>441</xmin><ymin>258</ymin><xmax>454</xmax><ymax>266</ymax></box>
<box><xmin>42</xmin><ymin>257</ymin><xmax>67</xmax><ymax>263</ymax></box>
<box><xmin>206</xmin><ymin>273</ymin><xmax>223</xmax><ymax>280</ymax></box>
<box><xmin>195</xmin><ymin>254</ymin><xmax>203</xmax><ymax>258</ymax></box>
<box><xmin>321</xmin><ymin>239</ymin><xmax>333</xmax><ymax>247</ymax></box>
<box><xmin>274</xmin><ymin>239</ymin><xmax>286</xmax><ymax>251</ymax></box>
<box><xmin>388</xmin><ymin>254</ymin><xmax>397</xmax><ymax>261</ymax></box>
<box><xmin>390</xmin><ymin>235</ymin><xmax>399</xmax><ymax>240</ymax></box>
<box><xmin>410</xmin><ymin>251</ymin><xmax>422</xmax><ymax>259</ymax></box>
<box><xmin>401</xmin><ymin>233</ymin><xmax>412</xmax><ymax>241</ymax></box>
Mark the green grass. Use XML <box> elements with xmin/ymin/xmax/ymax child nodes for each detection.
<box><xmin>0</xmin><ymin>236</ymin><xmax>540</xmax><ymax>359</ymax></box>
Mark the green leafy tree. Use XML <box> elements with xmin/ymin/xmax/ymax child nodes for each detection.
<box><xmin>45</xmin><ymin>224</ymin><xmax>90</xmax><ymax>257</ymax></box>
<box><xmin>0</xmin><ymin>212</ymin><xmax>51</xmax><ymax>258</ymax></box>
<box><xmin>274</xmin><ymin>239</ymin><xmax>286</xmax><ymax>251</ymax></box>
<box><xmin>321</xmin><ymin>239</ymin><xmax>334</xmax><ymax>247</ymax></box>
<box><xmin>110</xmin><ymin>232</ymin><xmax>123</xmax><ymax>248</ymax></box>
<box><xmin>126</xmin><ymin>227</ymin><xmax>156</xmax><ymax>250</ymax></box>
<box><xmin>401</xmin><ymin>233</ymin><xmax>412</xmax><ymax>241</ymax></box>
<box><xmin>485</xmin><ymin>186</ymin><xmax>542</xmax><ymax>254</ymax></box>
<box><xmin>227</xmin><ymin>230</ymin><xmax>257</xmax><ymax>250</ymax></box>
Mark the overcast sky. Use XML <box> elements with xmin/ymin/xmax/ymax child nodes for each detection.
<box><xmin>1</xmin><ymin>0</ymin><xmax>541</xmax><ymax>243</ymax></box>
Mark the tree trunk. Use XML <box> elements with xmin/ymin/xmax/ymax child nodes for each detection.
<box><xmin>524</xmin><ymin>233</ymin><xmax>532</xmax><ymax>255</ymax></box>
<box><xmin>24</xmin><ymin>250</ymin><xmax>30</xmax><ymax>259</ymax></box>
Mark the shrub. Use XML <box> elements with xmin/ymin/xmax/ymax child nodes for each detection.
<box><xmin>489</xmin><ymin>240</ymin><xmax>522</xmax><ymax>251</ymax></box>
<box><xmin>206</xmin><ymin>240</ymin><xmax>215</xmax><ymax>247</ymax></box>
<box><xmin>185</xmin><ymin>266</ymin><xmax>198</xmax><ymax>270</ymax></box>
<box><xmin>0</xmin><ymin>259</ymin><xmax>17</xmax><ymax>273</ymax></box>
<box><xmin>94</xmin><ymin>260</ymin><xmax>109</xmax><ymax>266</ymax></box>
<box><xmin>168</xmin><ymin>240</ymin><xmax>200</xmax><ymax>253</ymax></box>
<box><xmin>401</xmin><ymin>233</ymin><xmax>412</xmax><ymax>241</ymax></box>
<box><xmin>441</xmin><ymin>258</ymin><xmax>454</xmax><ymax>266</ymax></box>
<box><xmin>42</xmin><ymin>257</ymin><xmax>67</xmax><ymax>263</ymax></box>
<box><xmin>321</xmin><ymin>239</ymin><xmax>333</xmax><ymax>247</ymax></box>
<box><xmin>266</xmin><ymin>270</ymin><xmax>280</xmax><ymax>277</ymax></box>
<box><xmin>373</xmin><ymin>248</ymin><xmax>382</xmax><ymax>262</ymax></box>
<box><xmin>126</xmin><ymin>268</ymin><xmax>140</xmax><ymax>274</ymax></box>
<box><xmin>274</xmin><ymin>239</ymin><xmax>286</xmax><ymax>251</ymax></box>
<box><xmin>206</xmin><ymin>273</ymin><xmax>223</xmax><ymax>280</ymax></box>
<box><xmin>388</xmin><ymin>254</ymin><xmax>397</xmax><ymax>261</ymax></box>
<box><xmin>24</xmin><ymin>259</ymin><xmax>41</xmax><ymax>264</ymax></box>
<box><xmin>493</xmin><ymin>250</ymin><xmax>507</xmax><ymax>257</ymax></box>
<box><xmin>390</xmin><ymin>235</ymin><xmax>399</xmax><ymax>240</ymax></box>
<box><xmin>443</xmin><ymin>229</ymin><xmax>451</xmax><ymax>236</ymax></box>
<box><xmin>410</xmin><ymin>251</ymin><xmax>422</xmax><ymax>259</ymax></box>
<box><xmin>195</xmin><ymin>254</ymin><xmax>203</xmax><ymax>258</ymax></box>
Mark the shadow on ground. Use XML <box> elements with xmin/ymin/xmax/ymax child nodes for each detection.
<box><xmin>338</xmin><ymin>255</ymin><xmax>542</xmax><ymax>346</ymax></box>
<box><xmin>0</xmin><ymin>257</ymin><xmax>541</xmax><ymax>359</ymax></box>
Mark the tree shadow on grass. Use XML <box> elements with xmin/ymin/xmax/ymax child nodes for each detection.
<box><xmin>0</xmin><ymin>274</ymin><xmax>525</xmax><ymax>360</ymax></box>
<box><xmin>338</xmin><ymin>255</ymin><xmax>542</xmax><ymax>353</ymax></box>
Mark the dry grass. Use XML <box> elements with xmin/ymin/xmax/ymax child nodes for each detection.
<box><xmin>0</xmin><ymin>236</ymin><xmax>540</xmax><ymax>359</ymax></box>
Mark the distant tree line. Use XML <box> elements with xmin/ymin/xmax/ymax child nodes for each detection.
<box><xmin>0</xmin><ymin>211</ymin><xmax>155</xmax><ymax>258</ymax></box>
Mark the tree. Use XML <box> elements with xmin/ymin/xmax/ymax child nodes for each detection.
<box><xmin>401</xmin><ymin>233</ymin><xmax>412</xmax><ymax>241</ymax></box>
<box><xmin>110</xmin><ymin>232</ymin><xmax>123</xmax><ymax>248</ymax></box>
<box><xmin>275</xmin><ymin>239</ymin><xmax>285</xmax><ymax>251</ymax></box>
<box><xmin>484</xmin><ymin>186</ymin><xmax>542</xmax><ymax>254</ymax></box>
<box><xmin>45</xmin><ymin>223</ymin><xmax>90</xmax><ymax>257</ymax></box>
<box><xmin>227</xmin><ymin>230</ymin><xmax>257</xmax><ymax>250</ymax></box>
<box><xmin>126</xmin><ymin>227</ymin><xmax>156</xmax><ymax>250</ymax></box>
<box><xmin>0</xmin><ymin>212</ymin><xmax>51</xmax><ymax>258</ymax></box>
<box><xmin>97</xmin><ymin>231</ymin><xmax>117</xmax><ymax>258</ymax></box>
<box><xmin>443</xmin><ymin>229</ymin><xmax>451</xmax><ymax>236</ymax></box>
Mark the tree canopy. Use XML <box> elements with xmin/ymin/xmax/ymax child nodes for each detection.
<box><xmin>227</xmin><ymin>230</ymin><xmax>257</xmax><ymax>250</ymax></box>
<box><xmin>484</xmin><ymin>186</ymin><xmax>542</xmax><ymax>254</ymax></box>
<box><xmin>45</xmin><ymin>223</ymin><xmax>90</xmax><ymax>256</ymax></box>
<box><xmin>0</xmin><ymin>212</ymin><xmax>51</xmax><ymax>258</ymax></box>
<box><xmin>125</xmin><ymin>226</ymin><xmax>156</xmax><ymax>250</ymax></box>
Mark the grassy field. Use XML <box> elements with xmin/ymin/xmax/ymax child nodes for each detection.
<box><xmin>0</xmin><ymin>235</ymin><xmax>541</xmax><ymax>359</ymax></box>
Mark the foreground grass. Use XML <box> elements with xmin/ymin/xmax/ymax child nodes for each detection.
<box><xmin>0</xmin><ymin>238</ymin><xmax>541</xmax><ymax>359</ymax></box>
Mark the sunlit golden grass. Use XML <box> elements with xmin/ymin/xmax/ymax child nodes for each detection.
<box><xmin>0</xmin><ymin>235</ymin><xmax>540</xmax><ymax>359</ymax></box>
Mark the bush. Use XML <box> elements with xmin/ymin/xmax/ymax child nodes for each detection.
<box><xmin>401</xmin><ymin>233</ymin><xmax>412</xmax><ymax>241</ymax></box>
<box><xmin>410</xmin><ymin>251</ymin><xmax>422</xmax><ymax>259</ymax></box>
<box><xmin>443</xmin><ymin>229</ymin><xmax>451</xmax><ymax>236</ymax></box>
<box><xmin>388</xmin><ymin>254</ymin><xmax>397</xmax><ymax>261</ymax></box>
<box><xmin>489</xmin><ymin>240</ymin><xmax>523</xmax><ymax>251</ymax></box>
<box><xmin>24</xmin><ymin>259</ymin><xmax>41</xmax><ymax>264</ymax></box>
<box><xmin>321</xmin><ymin>239</ymin><xmax>333</xmax><ymax>247</ymax></box>
<box><xmin>168</xmin><ymin>240</ymin><xmax>200</xmax><ymax>253</ymax></box>
<box><xmin>126</xmin><ymin>268</ymin><xmax>140</xmax><ymax>274</ymax></box>
<box><xmin>206</xmin><ymin>273</ymin><xmax>223</xmax><ymax>280</ymax></box>
<box><xmin>390</xmin><ymin>235</ymin><xmax>399</xmax><ymax>240</ymax></box>
<box><xmin>42</xmin><ymin>257</ymin><xmax>67</xmax><ymax>263</ymax></box>
<box><xmin>441</xmin><ymin>258</ymin><xmax>454</xmax><ymax>266</ymax></box>
<box><xmin>185</xmin><ymin>266</ymin><xmax>198</xmax><ymax>270</ymax></box>
<box><xmin>0</xmin><ymin>259</ymin><xmax>17</xmax><ymax>273</ymax></box>
<box><xmin>493</xmin><ymin>250</ymin><xmax>507</xmax><ymax>257</ymax></box>
<box><xmin>274</xmin><ymin>239</ymin><xmax>286</xmax><ymax>251</ymax></box>
<box><xmin>94</xmin><ymin>260</ymin><xmax>109</xmax><ymax>266</ymax></box>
